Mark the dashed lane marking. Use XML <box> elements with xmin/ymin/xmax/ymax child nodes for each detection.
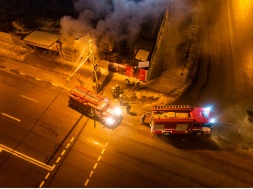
<box><xmin>45</xmin><ymin>173</ymin><xmax>50</xmax><ymax>179</ymax></box>
<box><xmin>56</xmin><ymin>157</ymin><xmax>61</xmax><ymax>163</ymax></box>
<box><xmin>2</xmin><ymin>66</ymin><xmax>60</xmax><ymax>87</ymax></box>
<box><xmin>101</xmin><ymin>149</ymin><xmax>105</xmax><ymax>154</ymax></box>
<box><xmin>39</xmin><ymin>181</ymin><xmax>45</xmax><ymax>188</ymax></box>
<box><xmin>2</xmin><ymin>113</ymin><xmax>21</xmax><ymax>122</ymax></box>
<box><xmin>84</xmin><ymin>179</ymin><xmax>89</xmax><ymax>186</ymax></box>
<box><xmin>84</xmin><ymin>142</ymin><xmax>109</xmax><ymax>187</ymax></box>
<box><xmin>89</xmin><ymin>171</ymin><xmax>94</xmax><ymax>178</ymax></box>
<box><xmin>97</xmin><ymin>155</ymin><xmax>102</xmax><ymax>161</ymax></box>
<box><xmin>93</xmin><ymin>163</ymin><xmax>98</xmax><ymax>169</ymax></box>
<box><xmin>21</xmin><ymin>95</ymin><xmax>39</xmax><ymax>102</ymax></box>
<box><xmin>39</xmin><ymin>134</ymin><xmax>80</xmax><ymax>187</ymax></box>
<box><xmin>61</xmin><ymin>150</ymin><xmax>66</xmax><ymax>156</ymax></box>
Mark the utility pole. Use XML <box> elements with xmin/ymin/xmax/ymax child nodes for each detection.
<box><xmin>87</xmin><ymin>35</ymin><xmax>100</xmax><ymax>94</ymax></box>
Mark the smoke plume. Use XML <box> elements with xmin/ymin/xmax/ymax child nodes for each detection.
<box><xmin>60</xmin><ymin>0</ymin><xmax>169</xmax><ymax>50</ymax></box>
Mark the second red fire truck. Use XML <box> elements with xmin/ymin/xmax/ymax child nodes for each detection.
<box><xmin>150</xmin><ymin>105</ymin><xmax>215</xmax><ymax>135</ymax></box>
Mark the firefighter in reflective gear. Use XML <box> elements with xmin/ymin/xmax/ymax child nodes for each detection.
<box><xmin>111</xmin><ymin>87</ymin><xmax>116</xmax><ymax>98</ymax></box>
<box><xmin>116</xmin><ymin>84</ymin><xmax>120</xmax><ymax>93</ymax></box>
<box><xmin>118</xmin><ymin>94</ymin><xmax>123</xmax><ymax>105</ymax></box>
<box><xmin>136</xmin><ymin>81</ymin><xmax>140</xmax><ymax>90</ymax></box>
<box><xmin>141</xmin><ymin>114</ymin><xmax>146</xmax><ymax>125</ymax></box>
<box><xmin>115</xmin><ymin>84</ymin><xmax>120</xmax><ymax>98</ymax></box>
<box><xmin>126</xmin><ymin>104</ymin><xmax>131</xmax><ymax>113</ymax></box>
<box><xmin>133</xmin><ymin>66</ymin><xmax>138</xmax><ymax>77</ymax></box>
<box><xmin>125</xmin><ymin>79</ymin><xmax>131</xmax><ymax>88</ymax></box>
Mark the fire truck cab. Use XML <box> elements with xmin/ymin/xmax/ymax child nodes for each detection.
<box><xmin>150</xmin><ymin>105</ymin><xmax>215</xmax><ymax>135</ymax></box>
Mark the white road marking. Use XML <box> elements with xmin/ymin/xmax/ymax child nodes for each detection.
<box><xmin>83</xmin><ymin>141</ymin><xmax>109</xmax><ymax>187</ymax></box>
<box><xmin>61</xmin><ymin>150</ymin><xmax>66</xmax><ymax>156</ymax></box>
<box><xmin>45</xmin><ymin>173</ymin><xmax>50</xmax><ymax>179</ymax></box>
<box><xmin>2</xmin><ymin>113</ymin><xmax>21</xmax><ymax>122</ymax></box>
<box><xmin>35</xmin><ymin>78</ymin><xmax>41</xmax><ymax>81</ymax></box>
<box><xmin>0</xmin><ymin>144</ymin><xmax>52</xmax><ymax>171</ymax></box>
<box><xmin>52</xmin><ymin>164</ymin><xmax>56</xmax><ymax>170</ymax></box>
<box><xmin>97</xmin><ymin>155</ymin><xmax>102</xmax><ymax>161</ymax></box>
<box><xmin>101</xmin><ymin>149</ymin><xmax>105</xmax><ymax>154</ymax></box>
<box><xmin>84</xmin><ymin>179</ymin><xmax>89</xmax><ymax>186</ymax></box>
<box><xmin>66</xmin><ymin>143</ymin><xmax>70</xmax><ymax>148</ymax></box>
<box><xmin>89</xmin><ymin>171</ymin><xmax>94</xmax><ymax>178</ymax></box>
<box><xmin>93</xmin><ymin>163</ymin><xmax>98</xmax><ymax>169</ymax></box>
<box><xmin>56</xmin><ymin>157</ymin><xmax>61</xmax><ymax>163</ymax></box>
<box><xmin>4</xmin><ymin>68</ymin><xmax>10</xmax><ymax>71</ymax></box>
<box><xmin>19</xmin><ymin>72</ymin><xmax>25</xmax><ymax>75</ymax></box>
<box><xmin>21</xmin><ymin>95</ymin><xmax>39</xmax><ymax>102</ymax></box>
<box><xmin>39</xmin><ymin>181</ymin><xmax>45</xmax><ymax>188</ymax></box>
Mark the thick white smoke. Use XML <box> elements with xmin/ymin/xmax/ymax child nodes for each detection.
<box><xmin>60</xmin><ymin>0</ymin><xmax>169</xmax><ymax>50</ymax></box>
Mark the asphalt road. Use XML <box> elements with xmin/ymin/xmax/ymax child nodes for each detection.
<box><xmin>1</xmin><ymin>60</ymin><xmax>253</xmax><ymax>187</ymax></box>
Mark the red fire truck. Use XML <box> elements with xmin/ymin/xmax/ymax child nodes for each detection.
<box><xmin>68</xmin><ymin>86</ymin><xmax>123</xmax><ymax>129</ymax></box>
<box><xmin>150</xmin><ymin>105</ymin><xmax>215</xmax><ymax>135</ymax></box>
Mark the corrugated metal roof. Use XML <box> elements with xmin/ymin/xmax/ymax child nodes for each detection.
<box><xmin>23</xmin><ymin>31</ymin><xmax>59</xmax><ymax>47</ymax></box>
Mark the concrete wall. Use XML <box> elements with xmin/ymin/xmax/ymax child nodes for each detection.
<box><xmin>148</xmin><ymin>8</ymin><xmax>170</xmax><ymax>81</ymax></box>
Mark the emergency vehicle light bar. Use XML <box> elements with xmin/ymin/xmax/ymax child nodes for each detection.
<box><xmin>152</xmin><ymin>105</ymin><xmax>192</xmax><ymax>110</ymax></box>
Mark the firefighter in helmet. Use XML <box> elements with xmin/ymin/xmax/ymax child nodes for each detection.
<box><xmin>118</xmin><ymin>94</ymin><xmax>123</xmax><ymax>105</ymax></box>
<box><xmin>125</xmin><ymin>79</ymin><xmax>130</xmax><ymax>88</ymax></box>
<box><xmin>136</xmin><ymin>80</ymin><xmax>140</xmax><ymax>90</ymax></box>
<box><xmin>141</xmin><ymin>114</ymin><xmax>146</xmax><ymax>125</ymax></box>
<box><xmin>115</xmin><ymin>84</ymin><xmax>120</xmax><ymax>97</ymax></box>
<box><xmin>116</xmin><ymin>84</ymin><xmax>120</xmax><ymax>93</ymax></box>
<box><xmin>126</xmin><ymin>103</ymin><xmax>131</xmax><ymax>113</ymax></box>
<box><xmin>111</xmin><ymin>87</ymin><xmax>116</xmax><ymax>98</ymax></box>
<box><xmin>133</xmin><ymin>66</ymin><xmax>138</xmax><ymax>77</ymax></box>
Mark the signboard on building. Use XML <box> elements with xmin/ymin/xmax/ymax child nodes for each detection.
<box><xmin>138</xmin><ymin>61</ymin><xmax>149</xmax><ymax>68</ymax></box>
<box><xmin>125</xmin><ymin>65</ymin><xmax>148</xmax><ymax>82</ymax></box>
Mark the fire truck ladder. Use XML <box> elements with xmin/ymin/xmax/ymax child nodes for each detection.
<box><xmin>152</xmin><ymin>105</ymin><xmax>192</xmax><ymax>110</ymax></box>
<box><xmin>71</xmin><ymin>86</ymin><xmax>105</xmax><ymax>105</ymax></box>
